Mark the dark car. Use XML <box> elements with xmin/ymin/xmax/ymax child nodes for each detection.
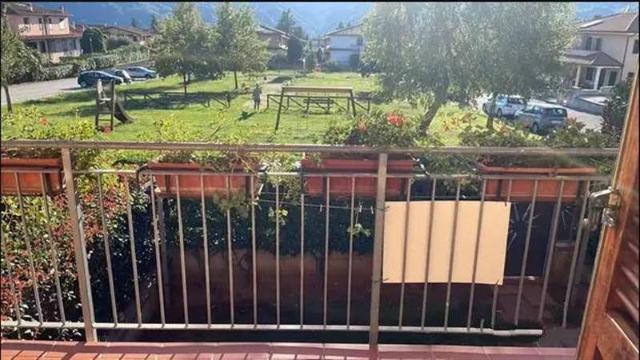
<box><xmin>77</xmin><ymin>71</ymin><xmax>124</xmax><ymax>88</ymax></box>
<box><xmin>514</xmin><ymin>104</ymin><xmax>568</xmax><ymax>134</ymax></box>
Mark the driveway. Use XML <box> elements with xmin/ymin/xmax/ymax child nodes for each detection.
<box><xmin>475</xmin><ymin>95</ymin><xmax>603</xmax><ymax>131</ymax></box>
<box><xmin>1</xmin><ymin>77</ymin><xmax>83</xmax><ymax>105</ymax></box>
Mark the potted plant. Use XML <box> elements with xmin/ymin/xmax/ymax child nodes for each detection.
<box><xmin>301</xmin><ymin>110</ymin><xmax>418</xmax><ymax>199</ymax></box>
<box><xmin>1</xmin><ymin>107</ymin><xmax>100</xmax><ymax>196</ymax></box>
<box><xmin>459</xmin><ymin>121</ymin><xmax>609</xmax><ymax>202</ymax></box>
<box><xmin>138</xmin><ymin>116</ymin><xmax>263</xmax><ymax>199</ymax></box>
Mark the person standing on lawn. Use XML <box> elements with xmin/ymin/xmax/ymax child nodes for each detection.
<box><xmin>252</xmin><ymin>83</ymin><xmax>262</xmax><ymax>111</ymax></box>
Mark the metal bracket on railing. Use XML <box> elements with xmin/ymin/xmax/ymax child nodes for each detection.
<box><xmin>583</xmin><ymin>187</ymin><xmax>620</xmax><ymax>231</ymax></box>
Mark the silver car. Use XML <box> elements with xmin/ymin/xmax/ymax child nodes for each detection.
<box><xmin>514</xmin><ymin>104</ymin><xmax>568</xmax><ymax>134</ymax></box>
<box><xmin>125</xmin><ymin>66</ymin><xmax>158</xmax><ymax>79</ymax></box>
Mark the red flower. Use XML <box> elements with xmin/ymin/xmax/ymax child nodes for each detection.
<box><xmin>387</xmin><ymin>113</ymin><xmax>405</xmax><ymax>127</ymax></box>
<box><xmin>103</xmin><ymin>126</ymin><xmax>112</xmax><ymax>134</ymax></box>
<box><xmin>39</xmin><ymin>117</ymin><xmax>48</xmax><ymax>126</ymax></box>
<box><xmin>357</xmin><ymin>121</ymin><xmax>368</xmax><ymax>132</ymax></box>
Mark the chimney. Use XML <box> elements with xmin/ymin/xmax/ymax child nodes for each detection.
<box><xmin>28</xmin><ymin>2</ymin><xmax>33</xmax><ymax>11</ymax></box>
<box><xmin>60</xmin><ymin>5</ymin><xmax>64</xmax><ymax>13</ymax></box>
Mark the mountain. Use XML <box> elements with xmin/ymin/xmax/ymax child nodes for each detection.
<box><xmin>36</xmin><ymin>2</ymin><xmax>639</xmax><ymax>37</ymax></box>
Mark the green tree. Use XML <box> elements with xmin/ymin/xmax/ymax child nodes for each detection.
<box><xmin>475</xmin><ymin>3</ymin><xmax>575</xmax><ymax>128</ymax></box>
<box><xmin>276</xmin><ymin>8</ymin><xmax>295</xmax><ymax>34</ymax></box>
<box><xmin>131</xmin><ymin>17</ymin><xmax>138</xmax><ymax>28</ymax></box>
<box><xmin>80</xmin><ymin>28</ymin><xmax>107</xmax><ymax>53</ymax></box>
<box><xmin>151</xmin><ymin>3</ymin><xmax>212</xmax><ymax>93</ymax></box>
<box><xmin>364</xmin><ymin>2</ymin><xmax>575</xmax><ymax>132</ymax></box>
<box><xmin>1</xmin><ymin>16</ymin><xmax>42</xmax><ymax>112</ymax></box>
<box><xmin>287</xmin><ymin>36</ymin><xmax>304</xmax><ymax>65</ymax></box>
<box><xmin>214</xmin><ymin>3</ymin><xmax>268</xmax><ymax>89</ymax></box>
<box><xmin>150</xmin><ymin>14</ymin><xmax>160</xmax><ymax>32</ymax></box>
<box><xmin>337</xmin><ymin>21</ymin><xmax>344</xmax><ymax>29</ymax></box>
<box><xmin>602</xmin><ymin>78</ymin><xmax>633</xmax><ymax>142</ymax></box>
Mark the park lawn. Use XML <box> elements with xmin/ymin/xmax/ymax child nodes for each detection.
<box><xmin>2</xmin><ymin>71</ymin><xmax>489</xmax><ymax>145</ymax></box>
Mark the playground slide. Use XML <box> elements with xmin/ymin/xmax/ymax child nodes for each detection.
<box><xmin>114</xmin><ymin>99</ymin><xmax>134</xmax><ymax>123</ymax></box>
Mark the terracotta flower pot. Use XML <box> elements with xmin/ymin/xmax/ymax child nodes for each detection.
<box><xmin>300</xmin><ymin>156</ymin><xmax>415</xmax><ymax>199</ymax></box>
<box><xmin>476</xmin><ymin>162</ymin><xmax>597</xmax><ymax>203</ymax></box>
<box><xmin>146</xmin><ymin>161</ymin><xmax>261</xmax><ymax>199</ymax></box>
<box><xmin>0</xmin><ymin>158</ymin><xmax>64</xmax><ymax>196</ymax></box>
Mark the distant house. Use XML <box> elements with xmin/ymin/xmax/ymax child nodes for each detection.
<box><xmin>257</xmin><ymin>24</ymin><xmax>288</xmax><ymax>53</ymax></box>
<box><xmin>1</xmin><ymin>2</ymin><xmax>83</xmax><ymax>63</ymax></box>
<box><xmin>93</xmin><ymin>25</ymin><xmax>154</xmax><ymax>45</ymax></box>
<box><xmin>561</xmin><ymin>12</ymin><xmax>639</xmax><ymax>90</ymax></box>
<box><xmin>322</xmin><ymin>24</ymin><xmax>365</xmax><ymax>67</ymax></box>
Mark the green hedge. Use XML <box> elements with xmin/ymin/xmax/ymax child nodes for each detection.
<box><xmin>19</xmin><ymin>45</ymin><xmax>151</xmax><ymax>83</ymax></box>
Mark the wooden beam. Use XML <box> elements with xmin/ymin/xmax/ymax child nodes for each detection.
<box><xmin>281</xmin><ymin>86</ymin><xmax>354</xmax><ymax>94</ymax></box>
<box><xmin>275</xmin><ymin>88</ymin><xmax>285</xmax><ymax>131</ymax></box>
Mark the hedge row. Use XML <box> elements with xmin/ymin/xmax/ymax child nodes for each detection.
<box><xmin>15</xmin><ymin>45</ymin><xmax>149</xmax><ymax>83</ymax></box>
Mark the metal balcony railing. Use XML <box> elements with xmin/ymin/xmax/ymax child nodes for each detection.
<box><xmin>0</xmin><ymin>140</ymin><xmax>618</xmax><ymax>350</ymax></box>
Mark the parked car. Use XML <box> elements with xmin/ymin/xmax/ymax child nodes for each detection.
<box><xmin>125</xmin><ymin>66</ymin><xmax>157</xmax><ymax>79</ymax></box>
<box><xmin>106</xmin><ymin>69</ymin><xmax>132</xmax><ymax>83</ymax></box>
<box><xmin>514</xmin><ymin>104</ymin><xmax>568</xmax><ymax>134</ymax></box>
<box><xmin>482</xmin><ymin>95</ymin><xmax>527</xmax><ymax>118</ymax></box>
<box><xmin>77</xmin><ymin>71</ymin><xmax>124</xmax><ymax>88</ymax></box>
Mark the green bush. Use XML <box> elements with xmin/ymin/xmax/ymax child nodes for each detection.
<box><xmin>90</xmin><ymin>54</ymin><xmax>118</xmax><ymax>69</ymax></box>
<box><xmin>35</xmin><ymin>64</ymin><xmax>75</xmax><ymax>81</ymax></box>
<box><xmin>322</xmin><ymin>60</ymin><xmax>343</xmax><ymax>72</ymax></box>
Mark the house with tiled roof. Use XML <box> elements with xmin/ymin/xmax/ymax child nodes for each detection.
<box><xmin>561</xmin><ymin>12</ymin><xmax>639</xmax><ymax>90</ymax></box>
<box><xmin>1</xmin><ymin>2</ymin><xmax>83</xmax><ymax>63</ymax></box>
<box><xmin>257</xmin><ymin>24</ymin><xmax>288</xmax><ymax>53</ymax></box>
<box><xmin>322</xmin><ymin>24</ymin><xmax>365</xmax><ymax>68</ymax></box>
<box><xmin>93</xmin><ymin>25</ymin><xmax>154</xmax><ymax>45</ymax></box>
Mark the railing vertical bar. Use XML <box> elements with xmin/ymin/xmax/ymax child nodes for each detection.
<box><xmin>420</xmin><ymin>179</ymin><xmax>437</xmax><ymax>330</ymax></box>
<box><xmin>398</xmin><ymin>179</ymin><xmax>412</xmax><ymax>329</ymax></box>
<box><xmin>562</xmin><ymin>181</ymin><xmax>591</xmax><ymax>328</ymax></box>
<box><xmin>40</xmin><ymin>173</ymin><xmax>66</xmax><ymax>324</ymax></box>
<box><xmin>467</xmin><ymin>179</ymin><xmax>487</xmax><ymax>330</ymax></box>
<box><xmin>176</xmin><ymin>176</ymin><xmax>189</xmax><ymax>325</ymax></box>
<box><xmin>491</xmin><ymin>179</ymin><xmax>512</xmax><ymax>329</ymax></box>
<box><xmin>514</xmin><ymin>180</ymin><xmax>539</xmax><ymax>326</ymax></box>
<box><xmin>323</xmin><ymin>176</ymin><xmax>330</xmax><ymax>329</ymax></box>
<box><xmin>200</xmin><ymin>174</ymin><xmax>212</xmax><ymax>327</ymax></box>
<box><xmin>368</xmin><ymin>153</ymin><xmax>388</xmax><ymax>353</ymax></box>
<box><xmin>299</xmin><ymin>190</ymin><xmax>305</xmax><ymax>328</ymax></box>
<box><xmin>226</xmin><ymin>175</ymin><xmax>235</xmax><ymax>327</ymax></box>
<box><xmin>346</xmin><ymin>177</ymin><xmax>355</xmax><ymax>328</ymax></box>
<box><xmin>96</xmin><ymin>173</ymin><xmax>117</xmax><ymax>325</ymax></box>
<box><xmin>538</xmin><ymin>181</ymin><xmax>565</xmax><ymax>322</ymax></box>
<box><xmin>14</xmin><ymin>173</ymin><xmax>43</xmax><ymax>325</ymax></box>
<box><xmin>251</xmin><ymin>176</ymin><xmax>258</xmax><ymax>327</ymax></box>
<box><xmin>275</xmin><ymin>182</ymin><xmax>281</xmax><ymax>327</ymax></box>
<box><xmin>2</xmin><ymin>231</ymin><xmax>22</xmax><ymax>333</ymax></box>
<box><xmin>148</xmin><ymin>178</ymin><xmax>166</xmax><ymax>325</ymax></box>
<box><xmin>444</xmin><ymin>181</ymin><xmax>462</xmax><ymax>330</ymax></box>
<box><xmin>61</xmin><ymin>148</ymin><xmax>96</xmax><ymax>341</ymax></box>
<box><xmin>123</xmin><ymin>178</ymin><xmax>142</xmax><ymax>326</ymax></box>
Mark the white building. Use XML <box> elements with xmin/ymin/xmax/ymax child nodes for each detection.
<box><xmin>322</xmin><ymin>24</ymin><xmax>365</xmax><ymax>68</ymax></box>
<box><xmin>561</xmin><ymin>12</ymin><xmax>639</xmax><ymax>90</ymax></box>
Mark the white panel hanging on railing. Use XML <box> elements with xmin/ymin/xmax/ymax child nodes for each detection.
<box><xmin>383</xmin><ymin>201</ymin><xmax>511</xmax><ymax>285</ymax></box>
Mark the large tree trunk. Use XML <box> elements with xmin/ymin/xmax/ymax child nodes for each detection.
<box><xmin>3</xmin><ymin>83</ymin><xmax>13</xmax><ymax>113</ymax></box>
<box><xmin>183</xmin><ymin>73</ymin><xmax>187</xmax><ymax>94</ymax></box>
<box><xmin>419</xmin><ymin>86</ymin><xmax>448</xmax><ymax>132</ymax></box>
<box><xmin>485</xmin><ymin>92</ymin><xmax>499</xmax><ymax>129</ymax></box>
<box><xmin>233</xmin><ymin>71</ymin><xmax>238</xmax><ymax>90</ymax></box>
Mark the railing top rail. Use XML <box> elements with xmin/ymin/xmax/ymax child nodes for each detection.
<box><xmin>0</xmin><ymin>140</ymin><xmax>619</xmax><ymax>157</ymax></box>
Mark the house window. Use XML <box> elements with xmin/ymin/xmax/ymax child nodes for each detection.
<box><xmin>59</xmin><ymin>18</ymin><xmax>65</xmax><ymax>29</ymax></box>
<box><xmin>23</xmin><ymin>17</ymin><xmax>29</xmax><ymax>24</ymax></box>
<box><xmin>39</xmin><ymin>41</ymin><xmax>46</xmax><ymax>53</ymax></box>
<box><xmin>585</xmin><ymin>36</ymin><xmax>592</xmax><ymax>50</ymax></box>
<box><xmin>628</xmin><ymin>72</ymin><xmax>635</xmax><ymax>81</ymax></box>
<box><xmin>585</xmin><ymin>67</ymin><xmax>595</xmax><ymax>81</ymax></box>
<box><xmin>608</xmin><ymin>71</ymin><xmax>618</xmax><ymax>86</ymax></box>
<box><xmin>356</xmin><ymin>36</ymin><xmax>363</xmax><ymax>46</ymax></box>
<box><xmin>594</xmin><ymin>38</ymin><xmax>602</xmax><ymax>51</ymax></box>
<box><xmin>633</xmin><ymin>40</ymin><xmax>639</xmax><ymax>54</ymax></box>
<box><xmin>70</xmin><ymin>39</ymin><xmax>76</xmax><ymax>50</ymax></box>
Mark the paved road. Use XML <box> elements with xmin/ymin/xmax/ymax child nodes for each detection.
<box><xmin>475</xmin><ymin>95</ymin><xmax>603</xmax><ymax>131</ymax></box>
<box><xmin>1</xmin><ymin>77</ymin><xmax>83</xmax><ymax>105</ymax></box>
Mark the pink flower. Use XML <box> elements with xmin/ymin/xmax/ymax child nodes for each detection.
<box><xmin>39</xmin><ymin>117</ymin><xmax>48</xmax><ymax>126</ymax></box>
<box><xmin>387</xmin><ymin>113</ymin><xmax>404</xmax><ymax>127</ymax></box>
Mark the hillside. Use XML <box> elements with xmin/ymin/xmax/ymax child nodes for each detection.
<box><xmin>37</xmin><ymin>2</ymin><xmax>638</xmax><ymax>37</ymax></box>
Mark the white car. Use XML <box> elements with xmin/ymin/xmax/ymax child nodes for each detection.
<box><xmin>482</xmin><ymin>95</ymin><xmax>527</xmax><ymax>118</ymax></box>
<box><xmin>124</xmin><ymin>66</ymin><xmax>158</xmax><ymax>79</ymax></box>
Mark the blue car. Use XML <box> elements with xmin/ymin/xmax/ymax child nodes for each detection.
<box><xmin>77</xmin><ymin>71</ymin><xmax>124</xmax><ymax>88</ymax></box>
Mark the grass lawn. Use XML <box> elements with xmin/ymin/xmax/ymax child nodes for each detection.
<box><xmin>2</xmin><ymin>71</ymin><xmax>490</xmax><ymax>145</ymax></box>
